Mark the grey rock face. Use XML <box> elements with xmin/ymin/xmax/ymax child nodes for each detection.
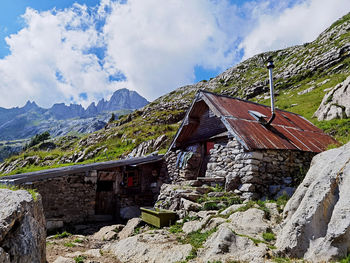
<box><xmin>104</xmin><ymin>231</ymin><xmax>192</xmax><ymax>263</ymax></box>
<box><xmin>198</xmin><ymin>225</ymin><xmax>267</xmax><ymax>263</ymax></box>
<box><xmin>228</xmin><ymin>208</ymin><xmax>269</xmax><ymax>238</ymax></box>
<box><xmin>0</xmin><ymin>189</ymin><xmax>46</xmax><ymax>263</ymax></box>
<box><xmin>314</xmin><ymin>75</ymin><xmax>350</xmax><ymax>121</ymax></box>
<box><xmin>128</xmin><ymin>134</ymin><xmax>167</xmax><ymax>158</ymax></box>
<box><xmin>117</xmin><ymin>217</ymin><xmax>142</xmax><ymax>240</ymax></box>
<box><xmin>276</xmin><ymin>142</ymin><xmax>350</xmax><ymax>262</ymax></box>
<box><xmin>96</xmin><ymin>88</ymin><xmax>149</xmax><ymax>112</ymax></box>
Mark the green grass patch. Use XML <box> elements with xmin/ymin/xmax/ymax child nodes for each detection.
<box><xmin>53</xmin><ymin>231</ymin><xmax>71</xmax><ymax>239</ymax></box>
<box><xmin>273</xmin><ymin>257</ymin><xmax>292</xmax><ymax>263</ymax></box>
<box><xmin>74</xmin><ymin>255</ymin><xmax>86</xmax><ymax>263</ymax></box>
<box><xmin>262</xmin><ymin>231</ymin><xmax>276</xmax><ymax>242</ymax></box>
<box><xmin>64</xmin><ymin>242</ymin><xmax>76</xmax><ymax>247</ymax></box>
<box><xmin>179</xmin><ymin>227</ymin><xmax>217</xmax><ymax>249</ymax></box>
<box><xmin>316</xmin><ymin>118</ymin><xmax>350</xmax><ymax>145</ymax></box>
<box><xmin>340</xmin><ymin>253</ymin><xmax>350</xmax><ymax>263</ymax></box>
<box><xmin>177</xmin><ymin>227</ymin><xmax>218</xmax><ymax>261</ymax></box>
<box><xmin>169</xmin><ymin>223</ymin><xmax>184</xmax><ymax>234</ymax></box>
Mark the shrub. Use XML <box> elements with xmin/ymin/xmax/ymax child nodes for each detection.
<box><xmin>24</xmin><ymin>131</ymin><xmax>50</xmax><ymax>150</ymax></box>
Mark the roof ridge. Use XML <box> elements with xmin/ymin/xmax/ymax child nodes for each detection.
<box><xmin>197</xmin><ymin>89</ymin><xmax>304</xmax><ymax>117</ymax></box>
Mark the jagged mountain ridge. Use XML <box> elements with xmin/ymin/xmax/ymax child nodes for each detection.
<box><xmin>0</xmin><ymin>13</ymin><xmax>349</xmax><ymax>175</ymax></box>
<box><xmin>0</xmin><ymin>88</ymin><xmax>149</xmax><ymax>141</ymax></box>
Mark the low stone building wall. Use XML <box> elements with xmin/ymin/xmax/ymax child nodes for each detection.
<box><xmin>24</xmin><ymin>171</ymin><xmax>97</xmax><ymax>229</ymax></box>
<box><xmin>166</xmin><ymin>137</ymin><xmax>316</xmax><ymax>199</ymax></box>
<box><xmin>0</xmin><ymin>156</ymin><xmax>165</xmax><ymax>230</ymax></box>
<box><xmin>205</xmin><ymin>138</ymin><xmax>315</xmax><ymax>199</ymax></box>
<box><xmin>164</xmin><ymin>149</ymin><xmax>202</xmax><ymax>183</ymax></box>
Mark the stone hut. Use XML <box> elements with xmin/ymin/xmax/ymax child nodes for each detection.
<box><xmin>0</xmin><ymin>155</ymin><xmax>165</xmax><ymax>230</ymax></box>
<box><xmin>165</xmin><ymin>90</ymin><xmax>338</xmax><ymax>199</ymax></box>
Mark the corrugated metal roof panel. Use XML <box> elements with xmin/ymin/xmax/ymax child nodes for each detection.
<box><xmin>202</xmin><ymin>91</ymin><xmax>338</xmax><ymax>152</ymax></box>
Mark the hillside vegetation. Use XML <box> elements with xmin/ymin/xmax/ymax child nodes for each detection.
<box><xmin>1</xmin><ymin>13</ymin><xmax>349</xmax><ymax>176</ymax></box>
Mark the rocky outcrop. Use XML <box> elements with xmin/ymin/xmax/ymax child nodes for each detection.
<box><xmin>104</xmin><ymin>230</ymin><xmax>192</xmax><ymax>263</ymax></box>
<box><xmin>128</xmin><ymin>134</ymin><xmax>167</xmax><ymax>158</ymax></box>
<box><xmin>0</xmin><ymin>189</ymin><xmax>46</xmax><ymax>263</ymax></box>
<box><xmin>95</xmin><ymin>88</ymin><xmax>149</xmax><ymax>113</ymax></box>
<box><xmin>198</xmin><ymin>225</ymin><xmax>268</xmax><ymax>263</ymax></box>
<box><xmin>117</xmin><ymin>218</ymin><xmax>142</xmax><ymax>240</ymax></box>
<box><xmin>314</xmin><ymin>75</ymin><xmax>350</xmax><ymax>120</ymax></box>
<box><xmin>276</xmin><ymin>142</ymin><xmax>350</xmax><ymax>262</ymax></box>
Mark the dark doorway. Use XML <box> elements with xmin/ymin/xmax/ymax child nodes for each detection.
<box><xmin>95</xmin><ymin>180</ymin><xmax>115</xmax><ymax>215</ymax></box>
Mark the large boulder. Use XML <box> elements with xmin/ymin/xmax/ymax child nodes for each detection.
<box><xmin>228</xmin><ymin>208</ymin><xmax>269</xmax><ymax>238</ymax></box>
<box><xmin>197</xmin><ymin>225</ymin><xmax>267</xmax><ymax>263</ymax></box>
<box><xmin>313</xmin><ymin>75</ymin><xmax>350</xmax><ymax>121</ymax></box>
<box><xmin>0</xmin><ymin>189</ymin><xmax>46</xmax><ymax>263</ymax></box>
<box><xmin>117</xmin><ymin>218</ymin><xmax>142</xmax><ymax>240</ymax></box>
<box><xmin>104</xmin><ymin>230</ymin><xmax>192</xmax><ymax>263</ymax></box>
<box><xmin>276</xmin><ymin>142</ymin><xmax>350</xmax><ymax>262</ymax></box>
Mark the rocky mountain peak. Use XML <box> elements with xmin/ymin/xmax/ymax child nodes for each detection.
<box><xmin>96</xmin><ymin>88</ymin><xmax>149</xmax><ymax>112</ymax></box>
<box><xmin>23</xmin><ymin>100</ymin><xmax>39</xmax><ymax>110</ymax></box>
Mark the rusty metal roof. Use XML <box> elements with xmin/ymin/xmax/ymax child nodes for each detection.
<box><xmin>170</xmin><ymin>90</ymin><xmax>338</xmax><ymax>152</ymax></box>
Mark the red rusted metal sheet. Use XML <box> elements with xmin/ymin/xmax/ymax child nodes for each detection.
<box><xmin>202</xmin><ymin>91</ymin><xmax>338</xmax><ymax>152</ymax></box>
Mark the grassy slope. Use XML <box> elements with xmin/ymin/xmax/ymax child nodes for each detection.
<box><xmin>1</xmin><ymin>13</ymin><xmax>349</xmax><ymax>175</ymax></box>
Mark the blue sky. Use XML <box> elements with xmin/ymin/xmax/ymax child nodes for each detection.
<box><xmin>0</xmin><ymin>0</ymin><xmax>349</xmax><ymax>108</ymax></box>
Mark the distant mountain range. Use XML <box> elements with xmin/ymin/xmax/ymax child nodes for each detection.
<box><xmin>0</xmin><ymin>88</ymin><xmax>149</xmax><ymax>141</ymax></box>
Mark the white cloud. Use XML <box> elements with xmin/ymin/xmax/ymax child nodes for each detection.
<box><xmin>0</xmin><ymin>0</ymin><xmax>349</xmax><ymax>108</ymax></box>
<box><xmin>102</xmin><ymin>0</ymin><xmax>242</xmax><ymax>100</ymax></box>
<box><xmin>240</xmin><ymin>0</ymin><xmax>350</xmax><ymax>59</ymax></box>
<box><xmin>0</xmin><ymin>4</ymin><xmax>114</xmax><ymax>108</ymax></box>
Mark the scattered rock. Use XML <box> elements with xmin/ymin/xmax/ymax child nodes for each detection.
<box><xmin>93</xmin><ymin>224</ymin><xmax>124</xmax><ymax>241</ymax></box>
<box><xmin>118</xmin><ymin>218</ymin><xmax>142</xmax><ymax>240</ymax></box>
<box><xmin>180</xmin><ymin>198</ymin><xmax>202</xmax><ymax>212</ymax></box>
<box><xmin>220</xmin><ymin>204</ymin><xmax>245</xmax><ymax>216</ymax></box>
<box><xmin>297</xmin><ymin>86</ymin><xmax>316</xmax><ymax>95</ymax></box>
<box><xmin>228</xmin><ymin>208</ymin><xmax>269</xmax><ymax>238</ymax></box>
<box><xmin>53</xmin><ymin>256</ymin><xmax>75</xmax><ymax>263</ymax></box>
<box><xmin>313</xmin><ymin>75</ymin><xmax>350</xmax><ymax>120</ymax></box>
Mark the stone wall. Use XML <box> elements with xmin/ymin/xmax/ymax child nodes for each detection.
<box><xmin>164</xmin><ymin>147</ymin><xmax>202</xmax><ymax>183</ymax></box>
<box><xmin>166</xmin><ymin>137</ymin><xmax>316</xmax><ymax>199</ymax></box>
<box><xmin>205</xmin><ymin>138</ymin><xmax>316</xmax><ymax>199</ymax></box>
<box><xmin>23</xmin><ymin>171</ymin><xmax>97</xmax><ymax>228</ymax></box>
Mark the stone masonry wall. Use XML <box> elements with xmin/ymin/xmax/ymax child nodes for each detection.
<box><xmin>205</xmin><ymin>138</ymin><xmax>316</xmax><ymax>199</ymax></box>
<box><xmin>165</xmin><ymin>138</ymin><xmax>315</xmax><ymax>199</ymax></box>
<box><xmin>165</xmin><ymin>148</ymin><xmax>202</xmax><ymax>183</ymax></box>
<box><xmin>23</xmin><ymin>171</ymin><xmax>97</xmax><ymax>228</ymax></box>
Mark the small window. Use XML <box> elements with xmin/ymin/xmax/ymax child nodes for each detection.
<box><xmin>122</xmin><ymin>170</ymin><xmax>139</xmax><ymax>188</ymax></box>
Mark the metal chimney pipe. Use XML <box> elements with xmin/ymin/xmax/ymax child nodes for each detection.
<box><xmin>266</xmin><ymin>56</ymin><xmax>275</xmax><ymax>125</ymax></box>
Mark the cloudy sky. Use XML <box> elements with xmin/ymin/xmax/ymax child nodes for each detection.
<box><xmin>0</xmin><ymin>0</ymin><xmax>349</xmax><ymax>108</ymax></box>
